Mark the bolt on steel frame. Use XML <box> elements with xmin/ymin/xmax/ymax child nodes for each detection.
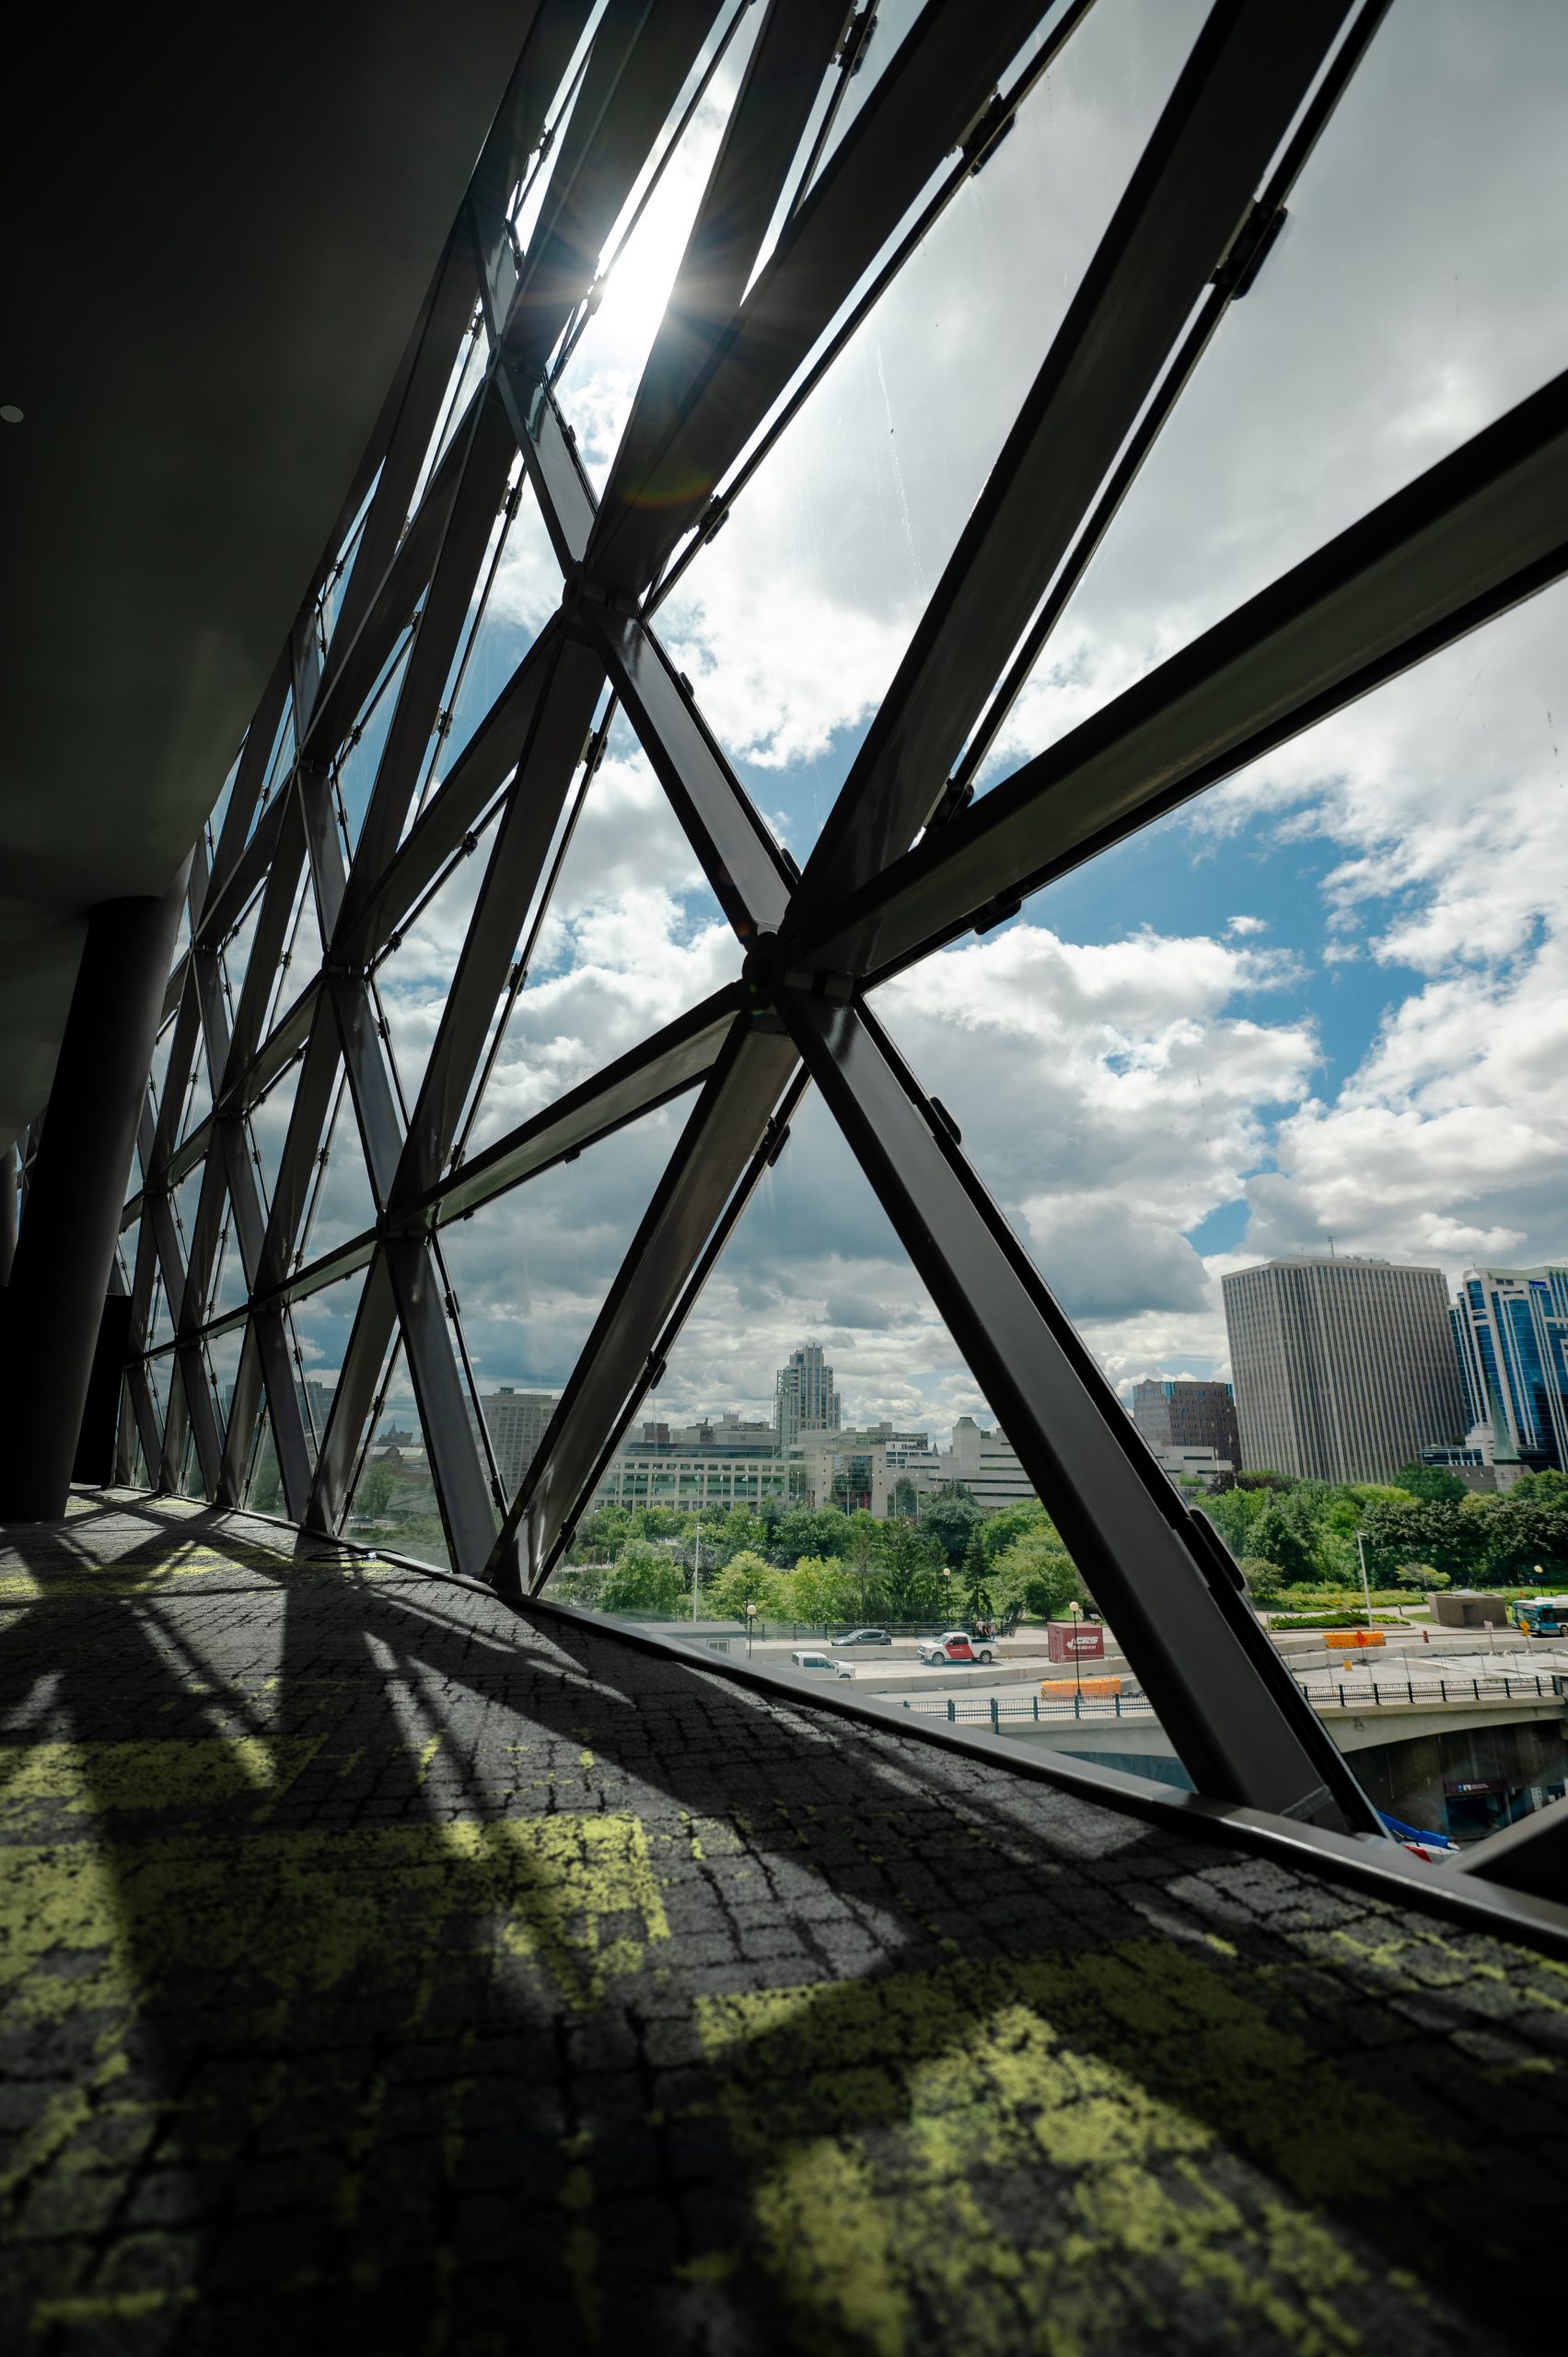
<box><xmin>85</xmin><ymin>0</ymin><xmax>1568</xmax><ymax>1836</ymax></box>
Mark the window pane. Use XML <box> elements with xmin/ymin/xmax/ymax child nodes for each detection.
<box><xmin>977</xmin><ymin>0</ymin><xmax>1568</xmax><ymax>789</ymax></box>
<box><xmin>291</xmin><ymin>1265</ymin><xmax>369</xmax><ymax>1468</ymax></box>
<box><xmin>344</xmin><ymin>1343</ymin><xmax>452</xmax><ymax>1575</ymax></box>
<box><xmin>463</xmin><ymin>728</ymin><xmax>734</xmax><ymax>1158</ymax></box>
<box><xmin>876</xmin><ymin>575</ymin><xmax>1568</xmax><ymax>1834</ymax></box>
<box><xmin>553</xmin><ymin>3</ymin><xmax>761</xmax><ymax>488</ymax></box>
<box><xmin>653</xmin><ymin>0</ymin><xmax>1205</xmax><ymax>862</ymax></box>
<box><xmin>438</xmin><ymin>1095</ymin><xmax>695</xmax><ymax>1513</ymax></box>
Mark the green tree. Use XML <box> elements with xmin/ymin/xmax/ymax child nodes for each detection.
<box><xmin>250</xmin><ymin>1447</ymin><xmax>283</xmax><ymax>1515</ymax></box>
<box><xmin>354</xmin><ymin>1459</ymin><xmax>395</xmax><ymax>1516</ymax></box>
<box><xmin>1237</xmin><ymin>1556</ymin><xmax>1285</xmax><ymax>1607</ymax></box>
<box><xmin>549</xmin><ymin>1564</ymin><xmax>606</xmax><ymax>1609</ymax></box>
<box><xmin>1358</xmin><ymin>1495</ymin><xmax>1487</xmax><ymax>1584</ymax></box>
<box><xmin>569</xmin><ymin>1504</ymin><xmax>633</xmax><ymax>1562</ymax></box>
<box><xmin>711</xmin><ymin>1505</ymin><xmax>766</xmax><ymax>1567</ymax></box>
<box><xmin>976</xmin><ymin>1499</ymin><xmax>1051</xmax><ymax>1568</ymax></box>
<box><xmin>891</xmin><ymin>1476</ymin><xmax>920</xmax><ymax>1517</ymax></box>
<box><xmin>843</xmin><ymin>1508</ymin><xmax>881</xmax><ymax>1570</ymax></box>
<box><xmin>992</xmin><ymin>1535</ymin><xmax>1078</xmax><ymax>1621</ymax></box>
<box><xmin>1392</xmin><ymin>1561</ymin><xmax>1449</xmax><ymax>1591</ymax></box>
<box><xmin>959</xmin><ymin>1528</ymin><xmax>993</xmax><ymax>1624</ymax></box>
<box><xmin>1248</xmin><ymin>1499</ymin><xmax>1317</xmax><ymax>1587</ymax></box>
<box><xmin>1197</xmin><ymin>1484</ymin><xmax>1269</xmax><ymax>1561</ymax></box>
<box><xmin>922</xmin><ymin>1483</ymin><xmax>984</xmax><ymax>1570</ymax></box>
<box><xmin>1393</xmin><ymin>1461</ymin><xmax>1469</xmax><ymax>1504</ymax></box>
<box><xmin>598</xmin><ymin>1541</ymin><xmax>685</xmax><ymax>1617</ymax></box>
<box><xmin>1480</xmin><ymin>1492</ymin><xmax>1568</xmax><ymax>1585</ymax></box>
<box><xmin>769</xmin><ymin>1504</ymin><xmax>852</xmax><ymax>1566</ymax></box>
<box><xmin>1514</xmin><ymin>1469</ymin><xmax>1568</xmax><ymax>1509</ymax></box>
<box><xmin>873</xmin><ymin>1517</ymin><xmax>947</xmax><ymax>1621</ymax></box>
<box><xmin>782</xmin><ymin>1554</ymin><xmax>862</xmax><ymax>1625</ymax></box>
<box><xmin>705</xmin><ymin>1549</ymin><xmax>784</xmax><ymax>1620</ymax></box>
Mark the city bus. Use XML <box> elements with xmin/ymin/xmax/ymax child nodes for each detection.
<box><xmin>1511</xmin><ymin>1595</ymin><xmax>1568</xmax><ymax>1637</ymax></box>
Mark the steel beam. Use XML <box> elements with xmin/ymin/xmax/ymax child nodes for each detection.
<box><xmin>499</xmin><ymin>0</ymin><xmax>721</xmax><ymax>384</ymax></box>
<box><xmin>428</xmin><ymin>986</ymin><xmax>741</xmax><ymax>1225</ymax></box>
<box><xmin>334</xmin><ymin>619</ymin><xmax>563</xmax><ymax>971</ymax></box>
<box><xmin>587</xmin><ymin>0</ymin><xmax>1051</xmax><ymax>596</ymax></box>
<box><xmin>383</xmin><ymin>1236</ymin><xmax>497</xmax><ymax>1576</ymax></box>
<box><xmin>599</xmin><ymin>0</ymin><xmax>847</xmax><ymax>512</ymax></box>
<box><xmin>303</xmin><ymin>402</ymin><xmax>479</xmax><ymax>773</ymax></box>
<box><xmin>778</xmin><ymin>987</ymin><xmax>1380</xmax><ymax>1830</ymax></box>
<box><xmin>216</xmin><ymin>1321</ymin><xmax>266</xmax><ymax>1507</ymax></box>
<box><xmin>391</xmin><ymin>630</ymin><xmax>606</xmax><ymax>1201</ymax></box>
<box><xmin>257</xmin><ymin>1022</ymin><xmax>342</xmax><ymax>1294</ymax></box>
<box><xmin>499</xmin><ymin>376</ymin><xmax>596</xmax><ymax>572</ymax></box>
<box><xmin>302</xmin><ymin>1248</ymin><xmax>399</xmax><ymax>1534</ymax></box>
<box><xmin>471</xmin><ymin>0</ymin><xmax>591</xmax><ymax>235</ymax></box>
<box><xmin>220</xmin><ymin>803</ymin><xmax>310</xmax><ymax>1094</ymax></box>
<box><xmin>585</xmin><ymin>606</ymin><xmax>794</xmax><ymax>940</ymax></box>
<box><xmin>340</xmin><ymin>392</ymin><xmax>521</xmax><ymax>923</ymax></box>
<box><xmin>485</xmin><ymin>1015</ymin><xmax>799</xmax><ymax>1593</ymax></box>
<box><xmin>944</xmin><ymin>0</ymin><xmax>1394</xmax><ymax>807</ymax></box>
<box><xmin>329</xmin><ymin>236</ymin><xmax>485</xmax><ymax>663</ymax></box>
<box><xmin>795</xmin><ymin>367</ymin><xmax>1568</xmax><ymax>983</ymax></box>
<box><xmin>194</xmin><ymin>790</ymin><xmax>291</xmax><ymax>958</ymax></box>
<box><xmin>207</xmin><ymin>646</ymin><xmax>292</xmax><ymax>902</ymax></box>
<box><xmin>796</xmin><ymin>0</ymin><xmax>1355</xmax><ymax>913</ymax></box>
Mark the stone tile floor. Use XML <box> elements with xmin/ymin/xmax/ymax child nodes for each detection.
<box><xmin>0</xmin><ymin>1496</ymin><xmax>1562</xmax><ymax>2353</ymax></box>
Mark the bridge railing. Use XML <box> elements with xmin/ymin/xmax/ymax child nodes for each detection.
<box><xmin>904</xmin><ymin>1671</ymin><xmax>1566</xmax><ymax>1733</ymax></box>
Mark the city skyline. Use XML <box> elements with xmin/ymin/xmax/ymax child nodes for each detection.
<box><xmin>329</xmin><ymin>1226</ymin><xmax>1568</xmax><ymax>1485</ymax></box>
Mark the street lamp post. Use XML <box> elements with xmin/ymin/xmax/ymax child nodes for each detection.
<box><xmin>1356</xmin><ymin>1529</ymin><xmax>1373</xmax><ymax>1631</ymax></box>
<box><xmin>745</xmin><ymin>1600</ymin><xmax>757</xmax><ymax>1659</ymax></box>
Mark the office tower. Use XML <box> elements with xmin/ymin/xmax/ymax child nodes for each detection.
<box><xmin>941</xmin><ymin>1416</ymin><xmax>1035</xmax><ymax>1510</ymax></box>
<box><xmin>1451</xmin><ymin>1266</ymin><xmax>1568</xmax><ymax>1470</ymax></box>
<box><xmin>299</xmin><ymin>1378</ymin><xmax>335</xmax><ymax>1443</ymax></box>
<box><xmin>1131</xmin><ymin>1377</ymin><xmax>1242</xmax><ymax>1469</ymax></box>
<box><xmin>477</xmin><ymin>1387</ymin><xmax>559</xmax><ymax>1498</ymax></box>
<box><xmin>773</xmin><ymin>1341</ymin><xmax>841</xmax><ymax>1455</ymax></box>
<box><xmin>1222</xmin><ymin>1256</ymin><xmax>1466</xmax><ymax>1483</ymax></box>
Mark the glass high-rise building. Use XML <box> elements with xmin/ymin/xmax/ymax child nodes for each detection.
<box><xmin>1222</xmin><ymin>1256</ymin><xmax>1466</xmax><ymax>1484</ymax></box>
<box><xmin>773</xmin><ymin>1342</ymin><xmax>841</xmax><ymax>1456</ymax></box>
<box><xmin>1451</xmin><ymin>1267</ymin><xmax>1568</xmax><ymax>1470</ymax></box>
<box><xmin>1131</xmin><ymin>1378</ymin><xmax>1241</xmax><ymax>1469</ymax></box>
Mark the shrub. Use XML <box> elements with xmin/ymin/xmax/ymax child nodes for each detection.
<box><xmin>1237</xmin><ymin>1556</ymin><xmax>1285</xmax><ymax>1606</ymax></box>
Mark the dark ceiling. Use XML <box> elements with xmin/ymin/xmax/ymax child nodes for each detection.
<box><xmin>0</xmin><ymin>3</ymin><xmax>533</xmax><ymax>1146</ymax></box>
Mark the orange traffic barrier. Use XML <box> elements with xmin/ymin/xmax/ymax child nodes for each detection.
<box><xmin>1040</xmin><ymin>1677</ymin><xmax>1122</xmax><ymax>1699</ymax></box>
<box><xmin>1323</xmin><ymin>1629</ymin><xmax>1386</xmax><ymax>1650</ymax></box>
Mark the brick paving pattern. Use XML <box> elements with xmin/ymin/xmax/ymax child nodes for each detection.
<box><xmin>1</xmin><ymin>1497</ymin><xmax>1562</xmax><ymax>2352</ymax></box>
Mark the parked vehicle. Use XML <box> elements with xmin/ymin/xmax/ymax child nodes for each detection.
<box><xmin>830</xmin><ymin>1627</ymin><xmax>892</xmax><ymax>1648</ymax></box>
<box><xmin>917</xmin><ymin>1630</ymin><xmax>995</xmax><ymax>1666</ymax></box>
<box><xmin>790</xmin><ymin>1649</ymin><xmax>854</xmax><ymax>1678</ymax></box>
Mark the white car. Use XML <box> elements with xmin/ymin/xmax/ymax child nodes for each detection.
<box><xmin>790</xmin><ymin>1649</ymin><xmax>855</xmax><ymax>1678</ymax></box>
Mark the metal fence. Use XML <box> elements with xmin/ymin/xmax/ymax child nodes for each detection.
<box><xmin>907</xmin><ymin>1672</ymin><xmax>1566</xmax><ymax>1731</ymax></box>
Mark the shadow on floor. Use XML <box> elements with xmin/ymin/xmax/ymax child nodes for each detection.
<box><xmin>0</xmin><ymin>1502</ymin><xmax>1562</xmax><ymax>2353</ymax></box>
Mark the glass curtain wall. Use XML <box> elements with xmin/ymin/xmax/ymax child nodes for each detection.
<box><xmin>79</xmin><ymin>0</ymin><xmax>1568</xmax><ymax>1851</ymax></box>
